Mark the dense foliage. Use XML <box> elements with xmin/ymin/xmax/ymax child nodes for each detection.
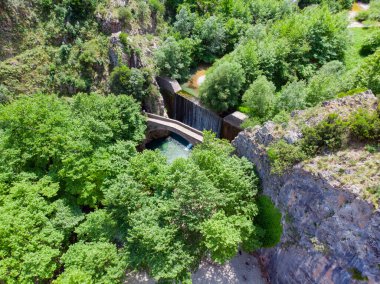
<box><xmin>198</xmin><ymin>4</ymin><xmax>349</xmax><ymax>113</ymax></box>
<box><xmin>0</xmin><ymin>93</ymin><xmax>272</xmax><ymax>282</ymax></box>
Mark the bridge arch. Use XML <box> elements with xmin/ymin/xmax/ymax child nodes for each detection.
<box><xmin>146</xmin><ymin>113</ymin><xmax>203</xmax><ymax>145</ymax></box>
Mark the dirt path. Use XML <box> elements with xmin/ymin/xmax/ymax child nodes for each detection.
<box><xmin>125</xmin><ymin>252</ymin><xmax>266</xmax><ymax>284</ymax></box>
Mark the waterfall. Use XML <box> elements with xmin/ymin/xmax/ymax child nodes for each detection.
<box><xmin>174</xmin><ymin>92</ymin><xmax>222</xmax><ymax>137</ymax></box>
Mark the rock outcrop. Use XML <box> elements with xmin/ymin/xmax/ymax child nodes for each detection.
<box><xmin>233</xmin><ymin>92</ymin><xmax>380</xmax><ymax>283</ymax></box>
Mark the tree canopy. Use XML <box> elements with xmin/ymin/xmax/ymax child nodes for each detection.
<box><xmin>0</xmin><ymin>93</ymin><xmax>271</xmax><ymax>282</ymax></box>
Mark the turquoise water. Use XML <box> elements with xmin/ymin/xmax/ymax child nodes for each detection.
<box><xmin>146</xmin><ymin>134</ymin><xmax>192</xmax><ymax>163</ymax></box>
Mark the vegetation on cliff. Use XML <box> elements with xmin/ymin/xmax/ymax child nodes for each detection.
<box><xmin>268</xmin><ymin>103</ymin><xmax>380</xmax><ymax>174</ymax></box>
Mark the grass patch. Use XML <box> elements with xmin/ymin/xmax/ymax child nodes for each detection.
<box><xmin>180</xmin><ymin>84</ymin><xmax>199</xmax><ymax>97</ymax></box>
<box><xmin>238</xmin><ymin>105</ymin><xmax>251</xmax><ymax>115</ymax></box>
<box><xmin>255</xmin><ymin>195</ymin><xmax>283</xmax><ymax>248</ymax></box>
<box><xmin>349</xmin><ymin>268</ymin><xmax>368</xmax><ymax>281</ymax></box>
<box><xmin>345</xmin><ymin>27</ymin><xmax>379</xmax><ymax>70</ymax></box>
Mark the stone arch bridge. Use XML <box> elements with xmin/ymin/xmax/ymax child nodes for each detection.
<box><xmin>146</xmin><ymin>113</ymin><xmax>203</xmax><ymax>145</ymax></box>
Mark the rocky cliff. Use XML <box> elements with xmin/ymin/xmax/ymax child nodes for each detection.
<box><xmin>103</xmin><ymin>0</ymin><xmax>166</xmax><ymax>115</ymax></box>
<box><xmin>233</xmin><ymin>92</ymin><xmax>380</xmax><ymax>283</ymax></box>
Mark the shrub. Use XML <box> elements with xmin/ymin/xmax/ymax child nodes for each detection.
<box><xmin>255</xmin><ymin>195</ymin><xmax>283</xmax><ymax>248</ymax></box>
<box><xmin>63</xmin><ymin>0</ymin><xmax>100</xmax><ymax>20</ymax></box>
<box><xmin>360</xmin><ymin>30</ymin><xmax>380</xmax><ymax>56</ymax></box>
<box><xmin>119</xmin><ymin>32</ymin><xmax>131</xmax><ymax>54</ymax></box>
<box><xmin>349</xmin><ymin>268</ymin><xmax>369</xmax><ymax>281</ymax></box>
<box><xmin>337</xmin><ymin>87</ymin><xmax>368</xmax><ymax>98</ymax></box>
<box><xmin>349</xmin><ymin>108</ymin><xmax>380</xmax><ymax>141</ymax></box>
<box><xmin>301</xmin><ymin>113</ymin><xmax>347</xmax><ymax>155</ymax></box>
<box><xmin>109</xmin><ymin>65</ymin><xmax>148</xmax><ymax>101</ymax></box>
<box><xmin>0</xmin><ymin>85</ymin><xmax>11</xmax><ymax>104</ymax></box>
<box><xmin>357</xmin><ymin>50</ymin><xmax>380</xmax><ymax>94</ymax></box>
<box><xmin>267</xmin><ymin>140</ymin><xmax>307</xmax><ymax>174</ymax></box>
<box><xmin>148</xmin><ymin>0</ymin><xmax>165</xmax><ymax>14</ymax></box>
<box><xmin>355</xmin><ymin>10</ymin><xmax>369</xmax><ymax>22</ymax></box>
<box><xmin>118</xmin><ymin>7</ymin><xmax>133</xmax><ymax>24</ymax></box>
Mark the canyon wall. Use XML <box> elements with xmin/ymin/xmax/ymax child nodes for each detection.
<box><xmin>233</xmin><ymin>92</ymin><xmax>380</xmax><ymax>283</ymax></box>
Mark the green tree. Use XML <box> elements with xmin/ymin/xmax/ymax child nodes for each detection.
<box><xmin>55</xmin><ymin>242</ymin><xmax>126</xmax><ymax>284</ymax></box>
<box><xmin>110</xmin><ymin>65</ymin><xmax>149</xmax><ymax>101</ymax></box>
<box><xmin>200</xmin><ymin>61</ymin><xmax>246</xmax><ymax>112</ymax></box>
<box><xmin>276</xmin><ymin>80</ymin><xmax>308</xmax><ymax>113</ymax></box>
<box><xmin>306</xmin><ymin>61</ymin><xmax>346</xmax><ymax>105</ymax></box>
<box><xmin>155</xmin><ymin>37</ymin><xmax>195</xmax><ymax>81</ymax></box>
<box><xmin>71</xmin><ymin>93</ymin><xmax>146</xmax><ymax>144</ymax></box>
<box><xmin>174</xmin><ymin>6</ymin><xmax>197</xmax><ymax>37</ymax></box>
<box><xmin>75</xmin><ymin>210</ymin><xmax>117</xmax><ymax>242</ymax></box>
<box><xmin>0</xmin><ymin>94</ymin><xmax>74</xmax><ymax>176</ymax></box>
<box><xmin>200</xmin><ymin>211</ymin><xmax>259</xmax><ymax>264</ymax></box>
<box><xmin>0</xmin><ymin>93</ymin><xmax>145</xmax><ymax>207</ymax></box>
<box><xmin>298</xmin><ymin>0</ymin><xmax>353</xmax><ymax>11</ymax></box>
<box><xmin>357</xmin><ymin>50</ymin><xmax>380</xmax><ymax>94</ymax></box>
<box><xmin>0</xmin><ymin>178</ymin><xmax>80</xmax><ymax>283</ymax></box>
<box><xmin>195</xmin><ymin>16</ymin><xmax>227</xmax><ymax>62</ymax></box>
<box><xmin>242</xmin><ymin>75</ymin><xmax>276</xmax><ymax>119</ymax></box>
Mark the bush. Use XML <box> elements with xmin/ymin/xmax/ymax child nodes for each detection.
<box><xmin>255</xmin><ymin>195</ymin><xmax>283</xmax><ymax>248</ymax></box>
<box><xmin>0</xmin><ymin>85</ymin><xmax>11</xmax><ymax>104</ymax></box>
<box><xmin>148</xmin><ymin>0</ymin><xmax>165</xmax><ymax>14</ymax></box>
<box><xmin>109</xmin><ymin>65</ymin><xmax>148</xmax><ymax>101</ymax></box>
<box><xmin>63</xmin><ymin>0</ymin><xmax>100</xmax><ymax>20</ymax></box>
<box><xmin>301</xmin><ymin>113</ymin><xmax>347</xmax><ymax>155</ymax></box>
<box><xmin>337</xmin><ymin>87</ymin><xmax>368</xmax><ymax>98</ymax></box>
<box><xmin>360</xmin><ymin>30</ymin><xmax>380</xmax><ymax>56</ymax></box>
<box><xmin>118</xmin><ymin>7</ymin><xmax>133</xmax><ymax>24</ymax></box>
<box><xmin>349</xmin><ymin>108</ymin><xmax>380</xmax><ymax>141</ymax></box>
<box><xmin>355</xmin><ymin>10</ymin><xmax>369</xmax><ymax>22</ymax></box>
<box><xmin>200</xmin><ymin>61</ymin><xmax>246</xmax><ymax>113</ymax></box>
<box><xmin>357</xmin><ymin>50</ymin><xmax>380</xmax><ymax>94</ymax></box>
<box><xmin>267</xmin><ymin>140</ymin><xmax>307</xmax><ymax>174</ymax></box>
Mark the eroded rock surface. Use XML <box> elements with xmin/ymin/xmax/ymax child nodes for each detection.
<box><xmin>233</xmin><ymin>92</ymin><xmax>380</xmax><ymax>283</ymax></box>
